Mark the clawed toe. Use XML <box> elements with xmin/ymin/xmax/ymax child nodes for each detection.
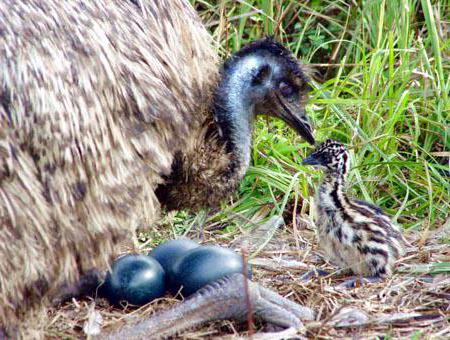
<box><xmin>337</xmin><ymin>276</ymin><xmax>382</xmax><ymax>289</ymax></box>
<box><xmin>300</xmin><ymin>269</ymin><xmax>330</xmax><ymax>281</ymax></box>
<box><xmin>258</xmin><ymin>285</ymin><xmax>315</xmax><ymax>322</ymax></box>
<box><xmin>102</xmin><ymin>273</ymin><xmax>314</xmax><ymax>339</ymax></box>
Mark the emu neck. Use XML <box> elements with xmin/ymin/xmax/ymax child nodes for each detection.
<box><xmin>318</xmin><ymin>169</ymin><xmax>348</xmax><ymax>210</ymax></box>
<box><xmin>213</xmin><ymin>55</ymin><xmax>268</xmax><ymax>177</ymax></box>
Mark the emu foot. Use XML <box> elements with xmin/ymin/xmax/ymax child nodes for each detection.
<box><xmin>300</xmin><ymin>269</ymin><xmax>330</xmax><ymax>281</ymax></box>
<box><xmin>102</xmin><ymin>273</ymin><xmax>314</xmax><ymax>339</ymax></box>
<box><xmin>337</xmin><ymin>275</ymin><xmax>382</xmax><ymax>289</ymax></box>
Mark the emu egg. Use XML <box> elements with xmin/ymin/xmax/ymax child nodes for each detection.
<box><xmin>103</xmin><ymin>254</ymin><xmax>166</xmax><ymax>306</ymax></box>
<box><xmin>149</xmin><ymin>239</ymin><xmax>199</xmax><ymax>292</ymax></box>
<box><xmin>171</xmin><ymin>245</ymin><xmax>249</xmax><ymax>297</ymax></box>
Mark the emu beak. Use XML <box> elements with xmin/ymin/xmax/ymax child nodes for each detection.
<box><xmin>302</xmin><ymin>154</ymin><xmax>320</xmax><ymax>166</ymax></box>
<box><xmin>284</xmin><ymin>111</ymin><xmax>315</xmax><ymax>145</ymax></box>
<box><xmin>269</xmin><ymin>94</ymin><xmax>315</xmax><ymax>145</ymax></box>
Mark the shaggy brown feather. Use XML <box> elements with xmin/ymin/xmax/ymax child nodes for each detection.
<box><xmin>156</xmin><ymin>123</ymin><xmax>240</xmax><ymax>211</ymax></box>
<box><xmin>0</xmin><ymin>0</ymin><xmax>217</xmax><ymax>333</ymax></box>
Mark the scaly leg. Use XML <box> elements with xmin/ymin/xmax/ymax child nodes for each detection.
<box><xmin>101</xmin><ymin>273</ymin><xmax>314</xmax><ymax>339</ymax></box>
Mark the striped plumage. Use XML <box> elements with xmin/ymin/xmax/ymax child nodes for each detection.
<box><xmin>0</xmin><ymin>0</ymin><xmax>314</xmax><ymax>335</ymax></box>
<box><xmin>303</xmin><ymin>140</ymin><xmax>404</xmax><ymax>278</ymax></box>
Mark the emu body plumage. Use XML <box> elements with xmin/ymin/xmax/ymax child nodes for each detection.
<box><xmin>0</xmin><ymin>0</ymin><xmax>313</xmax><ymax>334</ymax></box>
<box><xmin>0</xmin><ymin>0</ymin><xmax>217</xmax><ymax>330</ymax></box>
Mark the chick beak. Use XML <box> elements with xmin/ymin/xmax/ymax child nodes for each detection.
<box><xmin>302</xmin><ymin>154</ymin><xmax>321</xmax><ymax>166</ymax></box>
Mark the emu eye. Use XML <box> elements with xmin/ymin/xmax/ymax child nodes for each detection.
<box><xmin>279</xmin><ymin>82</ymin><xmax>294</xmax><ymax>98</ymax></box>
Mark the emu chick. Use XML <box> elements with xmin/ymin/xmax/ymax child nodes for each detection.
<box><xmin>303</xmin><ymin>140</ymin><xmax>404</xmax><ymax>278</ymax></box>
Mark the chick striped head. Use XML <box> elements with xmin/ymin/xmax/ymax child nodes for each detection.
<box><xmin>303</xmin><ymin>139</ymin><xmax>350</xmax><ymax>174</ymax></box>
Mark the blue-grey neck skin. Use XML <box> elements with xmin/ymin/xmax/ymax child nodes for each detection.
<box><xmin>214</xmin><ymin>53</ymin><xmax>277</xmax><ymax>172</ymax></box>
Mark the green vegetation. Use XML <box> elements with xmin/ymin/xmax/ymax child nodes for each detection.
<box><xmin>199</xmin><ymin>0</ymin><xmax>448</xmax><ymax>229</ymax></box>
<box><xmin>159</xmin><ymin>0</ymin><xmax>449</xmax><ymax>240</ymax></box>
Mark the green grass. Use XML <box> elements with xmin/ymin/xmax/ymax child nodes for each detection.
<box><xmin>166</xmin><ymin>0</ymin><xmax>449</xmax><ymax>240</ymax></box>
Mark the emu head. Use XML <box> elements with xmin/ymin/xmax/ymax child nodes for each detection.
<box><xmin>215</xmin><ymin>37</ymin><xmax>315</xmax><ymax>150</ymax></box>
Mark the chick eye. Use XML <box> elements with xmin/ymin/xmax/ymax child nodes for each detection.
<box><xmin>279</xmin><ymin>82</ymin><xmax>294</xmax><ymax>97</ymax></box>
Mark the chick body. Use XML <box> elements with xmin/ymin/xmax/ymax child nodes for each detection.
<box><xmin>304</xmin><ymin>140</ymin><xmax>404</xmax><ymax>277</ymax></box>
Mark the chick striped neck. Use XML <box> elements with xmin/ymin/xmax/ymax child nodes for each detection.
<box><xmin>318</xmin><ymin>167</ymin><xmax>349</xmax><ymax>211</ymax></box>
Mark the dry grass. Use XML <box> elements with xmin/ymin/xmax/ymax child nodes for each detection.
<box><xmin>45</xmin><ymin>212</ymin><xmax>450</xmax><ymax>339</ymax></box>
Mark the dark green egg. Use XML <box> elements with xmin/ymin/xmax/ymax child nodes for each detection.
<box><xmin>149</xmin><ymin>239</ymin><xmax>199</xmax><ymax>293</ymax></box>
<box><xmin>102</xmin><ymin>254</ymin><xmax>166</xmax><ymax>306</ymax></box>
<box><xmin>171</xmin><ymin>245</ymin><xmax>250</xmax><ymax>297</ymax></box>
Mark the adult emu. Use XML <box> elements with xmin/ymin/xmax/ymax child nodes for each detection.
<box><xmin>0</xmin><ymin>0</ymin><xmax>314</xmax><ymax>335</ymax></box>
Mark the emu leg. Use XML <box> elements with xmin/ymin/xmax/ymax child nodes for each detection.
<box><xmin>101</xmin><ymin>273</ymin><xmax>314</xmax><ymax>339</ymax></box>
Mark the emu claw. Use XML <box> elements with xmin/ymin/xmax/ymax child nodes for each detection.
<box><xmin>102</xmin><ymin>273</ymin><xmax>314</xmax><ymax>339</ymax></box>
<box><xmin>337</xmin><ymin>275</ymin><xmax>382</xmax><ymax>289</ymax></box>
<box><xmin>300</xmin><ymin>269</ymin><xmax>330</xmax><ymax>281</ymax></box>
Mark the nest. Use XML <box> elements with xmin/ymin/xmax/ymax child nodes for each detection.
<box><xmin>44</xmin><ymin>214</ymin><xmax>449</xmax><ymax>339</ymax></box>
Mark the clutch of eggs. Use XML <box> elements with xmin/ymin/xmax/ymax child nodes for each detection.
<box><xmin>102</xmin><ymin>239</ymin><xmax>251</xmax><ymax>306</ymax></box>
